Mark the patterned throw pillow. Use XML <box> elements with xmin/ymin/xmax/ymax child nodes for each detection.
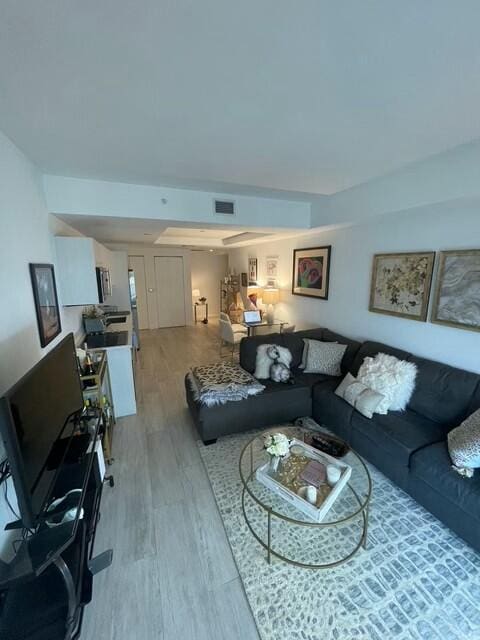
<box><xmin>448</xmin><ymin>409</ymin><xmax>480</xmax><ymax>477</ymax></box>
<box><xmin>335</xmin><ymin>373</ymin><xmax>385</xmax><ymax>419</ymax></box>
<box><xmin>303</xmin><ymin>340</ymin><xmax>347</xmax><ymax>376</ymax></box>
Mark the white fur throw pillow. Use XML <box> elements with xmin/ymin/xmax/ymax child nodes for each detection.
<box><xmin>448</xmin><ymin>409</ymin><xmax>480</xmax><ymax>477</ymax></box>
<box><xmin>254</xmin><ymin>344</ymin><xmax>292</xmax><ymax>379</ymax></box>
<box><xmin>357</xmin><ymin>353</ymin><xmax>417</xmax><ymax>414</ymax></box>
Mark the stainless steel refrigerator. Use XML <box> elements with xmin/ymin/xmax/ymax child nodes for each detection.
<box><xmin>128</xmin><ymin>269</ymin><xmax>141</xmax><ymax>350</ymax></box>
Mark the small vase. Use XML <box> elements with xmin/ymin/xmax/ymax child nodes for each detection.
<box><xmin>269</xmin><ymin>455</ymin><xmax>281</xmax><ymax>474</ymax></box>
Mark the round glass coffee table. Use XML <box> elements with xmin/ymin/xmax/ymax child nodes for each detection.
<box><xmin>239</xmin><ymin>425</ymin><xmax>372</xmax><ymax>569</ymax></box>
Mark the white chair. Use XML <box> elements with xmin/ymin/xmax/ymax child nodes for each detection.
<box><xmin>219</xmin><ymin>312</ymin><xmax>247</xmax><ymax>360</ymax></box>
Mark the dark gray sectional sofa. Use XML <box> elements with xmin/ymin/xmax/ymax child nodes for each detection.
<box><xmin>185</xmin><ymin>327</ymin><xmax>480</xmax><ymax>551</ymax></box>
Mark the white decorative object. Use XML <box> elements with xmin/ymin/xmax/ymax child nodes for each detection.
<box><xmin>264</xmin><ymin>432</ymin><xmax>290</xmax><ymax>458</ymax></box>
<box><xmin>357</xmin><ymin>353</ymin><xmax>417</xmax><ymax>414</ymax></box>
<box><xmin>305</xmin><ymin>485</ymin><xmax>318</xmax><ymax>504</ymax></box>
<box><xmin>335</xmin><ymin>372</ymin><xmax>385</xmax><ymax>419</ymax></box>
<box><xmin>256</xmin><ymin>438</ymin><xmax>352</xmax><ymax>522</ymax></box>
<box><xmin>254</xmin><ymin>344</ymin><xmax>292</xmax><ymax>380</ymax></box>
<box><xmin>303</xmin><ymin>340</ymin><xmax>347</xmax><ymax>376</ymax></box>
<box><xmin>448</xmin><ymin>408</ymin><xmax>480</xmax><ymax>477</ymax></box>
<box><xmin>326</xmin><ymin>465</ymin><xmax>341</xmax><ymax>486</ymax></box>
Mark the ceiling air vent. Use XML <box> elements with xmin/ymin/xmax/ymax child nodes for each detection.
<box><xmin>214</xmin><ymin>199</ymin><xmax>235</xmax><ymax>216</ymax></box>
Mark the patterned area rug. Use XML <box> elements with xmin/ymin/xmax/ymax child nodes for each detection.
<box><xmin>198</xmin><ymin>424</ymin><xmax>480</xmax><ymax>640</ymax></box>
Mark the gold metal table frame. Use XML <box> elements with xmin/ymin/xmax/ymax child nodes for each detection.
<box><xmin>239</xmin><ymin>426</ymin><xmax>372</xmax><ymax>569</ymax></box>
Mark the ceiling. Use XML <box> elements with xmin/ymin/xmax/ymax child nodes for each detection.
<box><xmin>56</xmin><ymin>214</ymin><xmax>309</xmax><ymax>248</ymax></box>
<box><xmin>2</xmin><ymin>2</ymin><xmax>480</xmax><ymax>194</ymax></box>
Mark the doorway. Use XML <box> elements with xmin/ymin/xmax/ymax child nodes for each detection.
<box><xmin>154</xmin><ymin>256</ymin><xmax>186</xmax><ymax>328</ymax></box>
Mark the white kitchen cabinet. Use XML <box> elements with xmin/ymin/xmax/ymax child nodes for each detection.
<box><xmin>55</xmin><ymin>237</ymin><xmax>99</xmax><ymax>306</ymax></box>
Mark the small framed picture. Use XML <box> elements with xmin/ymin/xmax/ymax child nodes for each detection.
<box><xmin>30</xmin><ymin>263</ymin><xmax>62</xmax><ymax>347</ymax></box>
<box><xmin>369</xmin><ymin>252</ymin><xmax>435</xmax><ymax>322</ymax></box>
<box><xmin>241</xmin><ymin>272</ymin><xmax>248</xmax><ymax>287</ymax></box>
<box><xmin>292</xmin><ymin>246</ymin><xmax>331</xmax><ymax>300</ymax></box>
<box><xmin>248</xmin><ymin>258</ymin><xmax>258</xmax><ymax>285</ymax></box>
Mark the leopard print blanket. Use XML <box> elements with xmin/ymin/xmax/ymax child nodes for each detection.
<box><xmin>188</xmin><ymin>361</ymin><xmax>265</xmax><ymax>407</ymax></box>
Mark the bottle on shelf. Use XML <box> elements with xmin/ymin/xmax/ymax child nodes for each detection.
<box><xmin>82</xmin><ymin>352</ymin><xmax>97</xmax><ymax>388</ymax></box>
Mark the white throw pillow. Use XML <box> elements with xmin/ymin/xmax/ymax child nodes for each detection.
<box><xmin>335</xmin><ymin>373</ymin><xmax>385</xmax><ymax>419</ymax></box>
<box><xmin>357</xmin><ymin>353</ymin><xmax>417</xmax><ymax>414</ymax></box>
<box><xmin>448</xmin><ymin>409</ymin><xmax>480</xmax><ymax>477</ymax></box>
<box><xmin>303</xmin><ymin>340</ymin><xmax>347</xmax><ymax>376</ymax></box>
<box><xmin>254</xmin><ymin>344</ymin><xmax>292</xmax><ymax>379</ymax></box>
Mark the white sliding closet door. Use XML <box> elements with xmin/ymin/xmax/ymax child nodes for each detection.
<box><xmin>154</xmin><ymin>256</ymin><xmax>186</xmax><ymax>328</ymax></box>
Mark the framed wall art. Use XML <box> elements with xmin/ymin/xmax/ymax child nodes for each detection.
<box><xmin>369</xmin><ymin>251</ymin><xmax>435</xmax><ymax>322</ymax></box>
<box><xmin>248</xmin><ymin>258</ymin><xmax>258</xmax><ymax>285</ymax></box>
<box><xmin>265</xmin><ymin>255</ymin><xmax>279</xmax><ymax>287</ymax></box>
<box><xmin>241</xmin><ymin>272</ymin><xmax>248</xmax><ymax>287</ymax></box>
<box><xmin>292</xmin><ymin>246</ymin><xmax>331</xmax><ymax>300</ymax></box>
<box><xmin>431</xmin><ymin>249</ymin><xmax>480</xmax><ymax>332</ymax></box>
<box><xmin>29</xmin><ymin>263</ymin><xmax>62</xmax><ymax>347</ymax></box>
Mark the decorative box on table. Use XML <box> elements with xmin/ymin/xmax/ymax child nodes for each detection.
<box><xmin>255</xmin><ymin>438</ymin><xmax>352</xmax><ymax>523</ymax></box>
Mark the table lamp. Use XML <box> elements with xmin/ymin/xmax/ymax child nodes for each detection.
<box><xmin>192</xmin><ymin>289</ymin><xmax>201</xmax><ymax>303</ymax></box>
<box><xmin>262</xmin><ymin>288</ymin><xmax>279</xmax><ymax>324</ymax></box>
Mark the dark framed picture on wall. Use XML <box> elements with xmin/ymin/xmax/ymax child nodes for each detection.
<box><xmin>29</xmin><ymin>263</ymin><xmax>62</xmax><ymax>347</ymax></box>
<box><xmin>248</xmin><ymin>258</ymin><xmax>258</xmax><ymax>285</ymax></box>
<box><xmin>292</xmin><ymin>246</ymin><xmax>331</xmax><ymax>299</ymax></box>
<box><xmin>241</xmin><ymin>272</ymin><xmax>248</xmax><ymax>287</ymax></box>
<box><xmin>369</xmin><ymin>251</ymin><xmax>435</xmax><ymax>322</ymax></box>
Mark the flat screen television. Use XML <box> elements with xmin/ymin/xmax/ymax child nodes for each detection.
<box><xmin>0</xmin><ymin>333</ymin><xmax>84</xmax><ymax>529</ymax></box>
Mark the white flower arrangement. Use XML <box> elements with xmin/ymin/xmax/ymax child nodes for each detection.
<box><xmin>264</xmin><ymin>432</ymin><xmax>291</xmax><ymax>458</ymax></box>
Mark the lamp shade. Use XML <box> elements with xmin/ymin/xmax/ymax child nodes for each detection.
<box><xmin>192</xmin><ymin>289</ymin><xmax>201</xmax><ymax>299</ymax></box>
<box><xmin>262</xmin><ymin>288</ymin><xmax>279</xmax><ymax>305</ymax></box>
<box><xmin>247</xmin><ymin>285</ymin><xmax>264</xmax><ymax>297</ymax></box>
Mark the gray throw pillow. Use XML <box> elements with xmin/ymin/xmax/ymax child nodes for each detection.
<box><xmin>448</xmin><ymin>409</ymin><xmax>480</xmax><ymax>477</ymax></box>
<box><xmin>335</xmin><ymin>372</ymin><xmax>385</xmax><ymax>419</ymax></box>
<box><xmin>303</xmin><ymin>340</ymin><xmax>347</xmax><ymax>376</ymax></box>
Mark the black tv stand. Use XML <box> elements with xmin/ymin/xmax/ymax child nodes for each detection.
<box><xmin>0</xmin><ymin>411</ymin><xmax>113</xmax><ymax>640</ymax></box>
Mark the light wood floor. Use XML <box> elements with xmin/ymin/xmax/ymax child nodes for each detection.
<box><xmin>82</xmin><ymin>321</ymin><xmax>259</xmax><ymax>640</ymax></box>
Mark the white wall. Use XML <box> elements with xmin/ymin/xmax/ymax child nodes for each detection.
<box><xmin>0</xmin><ymin>132</ymin><xmax>86</xmax><ymax>557</ymax></box>
<box><xmin>44</xmin><ymin>174</ymin><xmax>312</xmax><ymax>229</ymax></box>
<box><xmin>229</xmin><ymin>200</ymin><xmax>480</xmax><ymax>374</ymax></box>
<box><xmin>191</xmin><ymin>252</ymin><xmax>228</xmax><ymax>316</ymax></box>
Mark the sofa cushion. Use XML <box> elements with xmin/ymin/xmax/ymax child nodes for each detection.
<box><xmin>282</xmin><ymin>328</ymin><xmax>324</xmax><ymax>368</ymax></box>
<box><xmin>350</xmin><ymin>341</ymin><xmax>411</xmax><ymax>376</ymax></box>
<box><xmin>410</xmin><ymin>441</ymin><xmax>480</xmax><ymax>519</ymax></box>
<box><xmin>407</xmin><ymin>355</ymin><xmax>480</xmax><ymax>426</ymax></box>
<box><xmin>312</xmin><ymin>378</ymin><xmax>355</xmax><ymax>443</ymax></box>
<box><xmin>350</xmin><ymin>409</ymin><xmax>445</xmax><ymax>467</ymax></box>
<box><xmin>239</xmin><ymin>332</ymin><xmax>283</xmax><ymax>373</ymax></box>
<box><xmin>468</xmin><ymin>382</ymin><xmax>480</xmax><ymax>415</ymax></box>
<box><xmin>190</xmin><ymin>376</ymin><xmax>312</xmax><ymax>440</ymax></box>
<box><xmin>294</xmin><ymin>371</ymin><xmax>339</xmax><ymax>388</ymax></box>
<box><xmin>322</xmin><ymin>329</ymin><xmax>362</xmax><ymax>374</ymax></box>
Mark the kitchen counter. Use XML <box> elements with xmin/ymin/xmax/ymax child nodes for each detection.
<box><xmin>84</xmin><ymin>314</ymin><xmax>136</xmax><ymax>417</ymax></box>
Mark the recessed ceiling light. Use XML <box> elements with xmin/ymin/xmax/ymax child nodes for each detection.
<box><xmin>209</xmin><ymin>249</ymin><xmax>214</xmax><ymax>252</ymax></box>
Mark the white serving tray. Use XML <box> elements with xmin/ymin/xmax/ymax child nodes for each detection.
<box><xmin>255</xmin><ymin>437</ymin><xmax>352</xmax><ymax>523</ymax></box>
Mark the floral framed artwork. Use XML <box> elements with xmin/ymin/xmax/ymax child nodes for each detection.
<box><xmin>29</xmin><ymin>263</ymin><xmax>62</xmax><ymax>347</ymax></box>
<box><xmin>292</xmin><ymin>246</ymin><xmax>331</xmax><ymax>300</ymax></box>
<box><xmin>248</xmin><ymin>258</ymin><xmax>258</xmax><ymax>285</ymax></box>
<box><xmin>431</xmin><ymin>249</ymin><xmax>480</xmax><ymax>332</ymax></box>
<box><xmin>369</xmin><ymin>252</ymin><xmax>435</xmax><ymax>322</ymax></box>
